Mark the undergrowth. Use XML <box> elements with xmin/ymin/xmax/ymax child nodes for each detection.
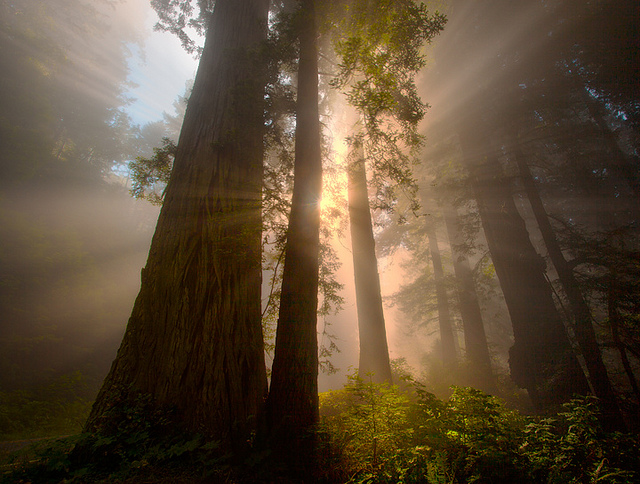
<box><xmin>319</xmin><ymin>374</ymin><xmax>639</xmax><ymax>484</ymax></box>
<box><xmin>1</xmin><ymin>376</ymin><xmax>638</xmax><ymax>483</ymax></box>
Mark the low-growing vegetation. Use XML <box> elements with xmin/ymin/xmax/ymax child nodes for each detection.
<box><xmin>0</xmin><ymin>372</ymin><xmax>94</xmax><ymax>441</ymax></box>
<box><xmin>2</xmin><ymin>375</ymin><xmax>638</xmax><ymax>483</ymax></box>
<box><xmin>319</xmin><ymin>376</ymin><xmax>639</xmax><ymax>483</ymax></box>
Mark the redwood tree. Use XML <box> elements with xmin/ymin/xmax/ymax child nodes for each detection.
<box><xmin>347</xmin><ymin>136</ymin><xmax>392</xmax><ymax>382</ymax></box>
<box><xmin>459</xmin><ymin>120</ymin><xmax>590</xmax><ymax>412</ymax></box>
<box><xmin>442</xmin><ymin>204</ymin><xmax>497</xmax><ymax>394</ymax></box>
<box><xmin>266</xmin><ymin>0</ymin><xmax>323</xmax><ymax>453</ymax></box>
<box><xmin>84</xmin><ymin>0</ymin><xmax>269</xmax><ymax>449</ymax></box>
<box><xmin>332</xmin><ymin>0</ymin><xmax>445</xmax><ymax>383</ymax></box>
<box><xmin>424</xmin><ymin>213</ymin><xmax>457</xmax><ymax>366</ymax></box>
<box><xmin>510</xmin><ymin>133</ymin><xmax>626</xmax><ymax>430</ymax></box>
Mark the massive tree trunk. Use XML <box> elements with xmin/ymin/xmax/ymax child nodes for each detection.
<box><xmin>347</xmin><ymin>136</ymin><xmax>392</xmax><ymax>383</ymax></box>
<box><xmin>511</xmin><ymin>138</ymin><xmax>626</xmax><ymax>431</ymax></box>
<box><xmin>442</xmin><ymin>204</ymin><xmax>497</xmax><ymax>394</ymax></box>
<box><xmin>266</xmin><ymin>0</ymin><xmax>322</xmax><ymax>456</ymax></box>
<box><xmin>84</xmin><ymin>0</ymin><xmax>269</xmax><ymax>448</ymax></box>
<box><xmin>458</xmin><ymin>122</ymin><xmax>590</xmax><ymax>413</ymax></box>
<box><xmin>424</xmin><ymin>215</ymin><xmax>457</xmax><ymax>367</ymax></box>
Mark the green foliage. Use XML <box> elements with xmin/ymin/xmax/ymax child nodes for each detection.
<box><xmin>4</xmin><ymin>387</ymin><xmax>639</xmax><ymax>483</ymax></box>
<box><xmin>128</xmin><ymin>137</ymin><xmax>177</xmax><ymax>205</ymax></box>
<box><xmin>320</xmin><ymin>372</ymin><xmax>412</xmax><ymax>483</ymax></box>
<box><xmin>1</xmin><ymin>430</ymin><xmax>230</xmax><ymax>484</ymax></box>
<box><xmin>330</xmin><ymin>0</ymin><xmax>445</xmax><ymax>125</ymax></box>
<box><xmin>2</xmin><ymin>386</ymin><xmax>233</xmax><ymax>483</ymax></box>
<box><xmin>0</xmin><ymin>372</ymin><xmax>93</xmax><ymax>440</ymax></box>
<box><xmin>522</xmin><ymin>396</ymin><xmax>639</xmax><ymax>483</ymax></box>
<box><xmin>410</xmin><ymin>386</ymin><xmax>527</xmax><ymax>483</ymax></box>
<box><xmin>329</xmin><ymin>0</ymin><xmax>446</xmax><ymax>214</ymax></box>
<box><xmin>320</xmin><ymin>380</ymin><xmax>638</xmax><ymax>484</ymax></box>
<box><xmin>0</xmin><ymin>434</ymin><xmax>81</xmax><ymax>484</ymax></box>
<box><xmin>151</xmin><ymin>0</ymin><xmax>210</xmax><ymax>56</ymax></box>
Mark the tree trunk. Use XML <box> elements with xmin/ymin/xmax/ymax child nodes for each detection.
<box><xmin>608</xmin><ymin>259</ymin><xmax>640</xmax><ymax>413</ymax></box>
<box><xmin>442</xmin><ymin>204</ymin><xmax>497</xmax><ymax>394</ymax></box>
<box><xmin>84</xmin><ymin>0</ymin><xmax>269</xmax><ymax>449</ymax></box>
<box><xmin>458</xmin><ymin>124</ymin><xmax>590</xmax><ymax>413</ymax></box>
<box><xmin>512</xmin><ymin>138</ymin><xmax>626</xmax><ymax>431</ymax></box>
<box><xmin>266</xmin><ymin>0</ymin><xmax>322</xmax><ymax>457</ymax></box>
<box><xmin>424</xmin><ymin>215</ymin><xmax>457</xmax><ymax>367</ymax></box>
<box><xmin>347</xmin><ymin>136</ymin><xmax>392</xmax><ymax>383</ymax></box>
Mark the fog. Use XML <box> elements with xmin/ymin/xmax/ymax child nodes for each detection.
<box><xmin>0</xmin><ymin>0</ymin><xmax>192</xmax><ymax>404</ymax></box>
<box><xmin>1</xmin><ymin>0</ymin><xmax>638</xmax><ymax>437</ymax></box>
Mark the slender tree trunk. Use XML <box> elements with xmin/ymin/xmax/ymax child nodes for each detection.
<box><xmin>84</xmin><ymin>0</ymin><xmax>269</xmax><ymax>449</ymax></box>
<box><xmin>442</xmin><ymin>204</ymin><xmax>497</xmax><ymax>394</ymax></box>
<box><xmin>347</xmin><ymin>135</ymin><xmax>392</xmax><ymax>383</ymax></box>
<box><xmin>608</xmin><ymin>261</ymin><xmax>640</xmax><ymax>408</ymax></box>
<box><xmin>512</xmin><ymin>139</ymin><xmax>626</xmax><ymax>431</ymax></box>
<box><xmin>267</xmin><ymin>0</ymin><xmax>322</xmax><ymax>457</ymax></box>
<box><xmin>425</xmin><ymin>215</ymin><xmax>457</xmax><ymax>367</ymax></box>
<box><xmin>458</xmin><ymin>124</ymin><xmax>590</xmax><ymax>413</ymax></box>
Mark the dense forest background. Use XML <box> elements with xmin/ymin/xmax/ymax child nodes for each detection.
<box><xmin>0</xmin><ymin>0</ymin><xmax>639</xmax><ymax>482</ymax></box>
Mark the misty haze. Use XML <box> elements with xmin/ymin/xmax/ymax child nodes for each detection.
<box><xmin>1</xmin><ymin>0</ymin><xmax>638</xmax><ymax>482</ymax></box>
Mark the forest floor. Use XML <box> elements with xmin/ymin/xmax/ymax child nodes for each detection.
<box><xmin>0</xmin><ymin>435</ymin><xmax>303</xmax><ymax>483</ymax></box>
<box><xmin>0</xmin><ymin>436</ymin><xmax>72</xmax><ymax>456</ymax></box>
<box><xmin>0</xmin><ymin>436</ymin><xmax>56</xmax><ymax>462</ymax></box>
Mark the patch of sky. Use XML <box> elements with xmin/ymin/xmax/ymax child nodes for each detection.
<box><xmin>124</xmin><ymin>5</ymin><xmax>199</xmax><ymax>126</ymax></box>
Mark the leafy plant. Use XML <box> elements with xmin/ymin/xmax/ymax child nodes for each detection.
<box><xmin>522</xmin><ymin>396</ymin><xmax>639</xmax><ymax>483</ymax></box>
<box><xmin>320</xmin><ymin>372</ymin><xmax>412</xmax><ymax>483</ymax></box>
<box><xmin>408</xmin><ymin>385</ymin><xmax>528</xmax><ymax>483</ymax></box>
<box><xmin>320</xmin><ymin>379</ymin><xmax>638</xmax><ymax>484</ymax></box>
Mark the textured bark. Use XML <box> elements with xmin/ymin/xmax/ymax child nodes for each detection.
<box><xmin>85</xmin><ymin>0</ymin><xmax>269</xmax><ymax>448</ymax></box>
<box><xmin>267</xmin><ymin>0</ymin><xmax>322</xmax><ymax>451</ymax></box>
<box><xmin>459</xmin><ymin>125</ymin><xmax>590</xmax><ymax>413</ymax></box>
<box><xmin>425</xmin><ymin>217</ymin><xmax>457</xmax><ymax>367</ymax></box>
<box><xmin>442</xmin><ymin>204</ymin><xmax>497</xmax><ymax>394</ymax></box>
<box><xmin>347</xmin><ymin>138</ymin><xmax>392</xmax><ymax>383</ymax></box>
<box><xmin>513</xmin><ymin>140</ymin><xmax>626</xmax><ymax>431</ymax></box>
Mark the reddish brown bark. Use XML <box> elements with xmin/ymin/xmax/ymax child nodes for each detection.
<box><xmin>267</xmin><ymin>0</ymin><xmax>322</xmax><ymax>454</ymax></box>
<box><xmin>85</xmin><ymin>0</ymin><xmax>269</xmax><ymax>448</ymax></box>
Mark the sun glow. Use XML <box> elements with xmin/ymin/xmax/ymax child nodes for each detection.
<box><xmin>319</xmin><ymin>140</ymin><xmax>350</xmax><ymax>228</ymax></box>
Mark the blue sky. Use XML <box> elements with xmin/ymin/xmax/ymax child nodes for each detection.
<box><xmin>125</xmin><ymin>2</ymin><xmax>199</xmax><ymax>126</ymax></box>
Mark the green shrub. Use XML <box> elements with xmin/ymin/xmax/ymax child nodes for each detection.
<box><xmin>522</xmin><ymin>396</ymin><xmax>639</xmax><ymax>483</ymax></box>
<box><xmin>321</xmin><ymin>376</ymin><xmax>528</xmax><ymax>483</ymax></box>
<box><xmin>320</xmin><ymin>373</ymin><xmax>412</xmax><ymax>483</ymax></box>
<box><xmin>2</xmin><ymin>387</ymin><xmax>231</xmax><ymax>483</ymax></box>
<box><xmin>320</xmin><ymin>378</ymin><xmax>638</xmax><ymax>484</ymax></box>
<box><xmin>406</xmin><ymin>385</ymin><xmax>528</xmax><ymax>483</ymax></box>
<box><xmin>4</xmin><ymin>378</ymin><xmax>638</xmax><ymax>483</ymax></box>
